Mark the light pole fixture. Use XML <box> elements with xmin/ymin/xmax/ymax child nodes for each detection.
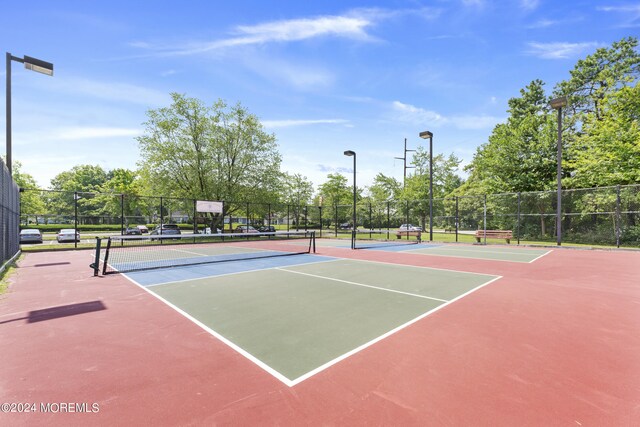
<box><xmin>6</xmin><ymin>53</ymin><xmax>54</xmax><ymax>176</ymax></box>
<box><xmin>419</xmin><ymin>130</ymin><xmax>433</xmax><ymax>242</ymax></box>
<box><xmin>344</xmin><ymin>150</ymin><xmax>356</xmax><ymax>249</ymax></box>
<box><xmin>549</xmin><ymin>96</ymin><xmax>567</xmax><ymax>246</ymax></box>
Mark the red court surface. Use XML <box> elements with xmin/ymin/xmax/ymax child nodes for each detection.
<box><xmin>1</xmin><ymin>246</ymin><xmax>639</xmax><ymax>426</ymax></box>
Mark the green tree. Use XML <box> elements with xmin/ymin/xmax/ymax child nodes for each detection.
<box><xmin>367</xmin><ymin>173</ymin><xmax>401</xmax><ymax>203</ymax></box>
<box><xmin>317</xmin><ymin>173</ymin><xmax>355</xmax><ymax>207</ymax></box>
<box><xmin>12</xmin><ymin>162</ymin><xmax>46</xmax><ymax>224</ymax></box>
<box><xmin>137</xmin><ymin>93</ymin><xmax>282</xmax><ymax>229</ymax></box>
<box><xmin>461</xmin><ymin>80</ymin><xmax>557</xmax><ymax>195</ymax></box>
<box><xmin>281</xmin><ymin>173</ymin><xmax>314</xmax><ymax>228</ymax></box>
<box><xmin>48</xmin><ymin>164</ymin><xmax>109</xmax><ymax>223</ymax></box>
<box><xmin>317</xmin><ymin>173</ymin><xmax>362</xmax><ymax>227</ymax></box>
<box><xmin>96</xmin><ymin>169</ymin><xmax>145</xmax><ymax>224</ymax></box>
<box><xmin>399</xmin><ymin>147</ymin><xmax>464</xmax><ymax>229</ymax></box>
<box><xmin>555</xmin><ymin>37</ymin><xmax>640</xmax><ymax>121</ymax></box>
<box><xmin>568</xmin><ymin>83</ymin><xmax>640</xmax><ymax>187</ymax></box>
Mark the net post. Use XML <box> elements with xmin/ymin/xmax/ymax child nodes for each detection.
<box><xmin>102</xmin><ymin>237</ymin><xmax>112</xmax><ymax>275</ymax></box>
<box><xmin>311</xmin><ymin>231</ymin><xmax>316</xmax><ymax>253</ymax></box>
<box><xmin>91</xmin><ymin>238</ymin><xmax>101</xmax><ymax>276</ymax></box>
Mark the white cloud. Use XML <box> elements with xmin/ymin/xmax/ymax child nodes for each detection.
<box><xmin>132</xmin><ymin>7</ymin><xmax>440</xmax><ymax>57</ymax></box>
<box><xmin>462</xmin><ymin>0</ymin><xmax>485</xmax><ymax>7</ymax></box>
<box><xmin>144</xmin><ymin>11</ymin><xmax>377</xmax><ymax>57</ymax></box>
<box><xmin>262</xmin><ymin>119</ymin><xmax>350</xmax><ymax>128</ymax></box>
<box><xmin>526</xmin><ymin>19</ymin><xmax>559</xmax><ymax>29</ymax></box>
<box><xmin>51</xmin><ymin>77</ymin><xmax>170</xmax><ymax>106</ymax></box>
<box><xmin>53</xmin><ymin>127</ymin><xmax>141</xmax><ymax>140</ymax></box>
<box><xmin>391</xmin><ymin>101</ymin><xmax>446</xmax><ymax>124</ymax></box>
<box><xmin>239</xmin><ymin>55</ymin><xmax>335</xmax><ymax>90</ymax></box>
<box><xmin>525</xmin><ymin>41</ymin><xmax>602</xmax><ymax>59</ymax></box>
<box><xmin>520</xmin><ymin>0</ymin><xmax>540</xmax><ymax>11</ymax></box>
<box><xmin>391</xmin><ymin>101</ymin><xmax>502</xmax><ymax>130</ymax></box>
<box><xmin>597</xmin><ymin>5</ymin><xmax>640</xmax><ymax>27</ymax></box>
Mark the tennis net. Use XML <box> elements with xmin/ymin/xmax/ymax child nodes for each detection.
<box><xmin>95</xmin><ymin>231</ymin><xmax>316</xmax><ymax>275</ymax></box>
<box><xmin>353</xmin><ymin>229</ymin><xmax>421</xmax><ymax>250</ymax></box>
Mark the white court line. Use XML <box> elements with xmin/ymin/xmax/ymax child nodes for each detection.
<box><xmin>528</xmin><ymin>250</ymin><xmax>553</xmax><ymax>263</ymax></box>
<box><xmin>119</xmin><ymin>273</ymin><xmax>297</xmax><ymax>387</ymax></box>
<box><xmin>287</xmin><ymin>274</ymin><xmax>503</xmax><ymax>386</ymax></box>
<box><xmin>275</xmin><ymin>267</ymin><xmax>449</xmax><ymax>303</ymax></box>
<box><xmin>172</xmin><ymin>248</ymin><xmax>209</xmax><ymax>256</ymax></box>
<box><xmin>119</xmin><ymin>258</ymin><xmax>502</xmax><ymax>388</ymax></box>
<box><xmin>143</xmin><ymin>258</ymin><xmax>339</xmax><ymax>288</ymax></box>
<box><xmin>344</xmin><ymin>257</ymin><xmax>498</xmax><ymax>277</ymax></box>
<box><xmin>414</xmin><ymin>246</ymin><xmax>546</xmax><ymax>256</ymax></box>
<box><xmin>399</xmin><ymin>248</ymin><xmax>541</xmax><ymax>264</ymax></box>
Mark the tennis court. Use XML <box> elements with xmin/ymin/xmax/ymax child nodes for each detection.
<box><xmin>125</xmin><ymin>256</ymin><xmax>499</xmax><ymax>385</ymax></box>
<box><xmin>2</xmin><ymin>232</ymin><xmax>639</xmax><ymax>425</ymax></box>
<box><xmin>356</xmin><ymin>241</ymin><xmax>551</xmax><ymax>262</ymax></box>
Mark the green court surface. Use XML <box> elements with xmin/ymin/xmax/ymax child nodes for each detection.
<box><xmin>403</xmin><ymin>245</ymin><xmax>551</xmax><ymax>262</ymax></box>
<box><xmin>146</xmin><ymin>259</ymin><xmax>498</xmax><ymax>384</ymax></box>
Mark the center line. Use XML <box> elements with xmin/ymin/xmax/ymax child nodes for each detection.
<box><xmin>275</xmin><ymin>268</ymin><xmax>448</xmax><ymax>302</ymax></box>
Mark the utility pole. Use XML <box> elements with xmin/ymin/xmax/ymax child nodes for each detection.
<box><xmin>394</xmin><ymin>138</ymin><xmax>416</xmax><ymax>188</ymax></box>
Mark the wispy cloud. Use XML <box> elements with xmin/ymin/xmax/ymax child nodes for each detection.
<box><xmin>391</xmin><ymin>101</ymin><xmax>503</xmax><ymax>130</ymax></box>
<box><xmin>132</xmin><ymin>7</ymin><xmax>438</xmax><ymax>57</ymax></box>
<box><xmin>526</xmin><ymin>19</ymin><xmax>560</xmax><ymax>29</ymax></box>
<box><xmin>317</xmin><ymin>164</ymin><xmax>352</xmax><ymax>174</ymax></box>
<box><xmin>520</xmin><ymin>0</ymin><xmax>540</xmax><ymax>11</ymax></box>
<box><xmin>238</xmin><ymin>55</ymin><xmax>335</xmax><ymax>90</ymax></box>
<box><xmin>391</xmin><ymin>101</ymin><xmax>446</xmax><ymax>124</ymax></box>
<box><xmin>597</xmin><ymin>4</ymin><xmax>640</xmax><ymax>27</ymax></box>
<box><xmin>50</xmin><ymin>77</ymin><xmax>170</xmax><ymax>106</ymax></box>
<box><xmin>262</xmin><ymin>119</ymin><xmax>349</xmax><ymax>129</ymax></box>
<box><xmin>525</xmin><ymin>41</ymin><xmax>602</xmax><ymax>59</ymax></box>
<box><xmin>14</xmin><ymin>127</ymin><xmax>140</xmax><ymax>147</ymax></box>
<box><xmin>53</xmin><ymin>127</ymin><xmax>141</xmax><ymax>140</ymax></box>
<box><xmin>462</xmin><ymin>0</ymin><xmax>485</xmax><ymax>7</ymax></box>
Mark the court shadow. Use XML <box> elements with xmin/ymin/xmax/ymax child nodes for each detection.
<box><xmin>0</xmin><ymin>300</ymin><xmax>106</xmax><ymax>325</ymax></box>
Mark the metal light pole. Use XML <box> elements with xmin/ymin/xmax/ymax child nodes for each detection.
<box><xmin>6</xmin><ymin>53</ymin><xmax>54</xmax><ymax>176</ymax></box>
<box><xmin>419</xmin><ymin>131</ymin><xmax>433</xmax><ymax>241</ymax></box>
<box><xmin>550</xmin><ymin>97</ymin><xmax>567</xmax><ymax>246</ymax></box>
<box><xmin>344</xmin><ymin>150</ymin><xmax>356</xmax><ymax>249</ymax></box>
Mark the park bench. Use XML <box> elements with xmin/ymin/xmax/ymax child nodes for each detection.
<box><xmin>474</xmin><ymin>230</ymin><xmax>513</xmax><ymax>244</ymax></box>
<box><xmin>396</xmin><ymin>230</ymin><xmax>422</xmax><ymax>242</ymax></box>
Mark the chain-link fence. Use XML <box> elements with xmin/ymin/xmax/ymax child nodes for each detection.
<box><xmin>1</xmin><ymin>158</ymin><xmax>20</xmax><ymax>271</ymax></box>
<box><xmin>17</xmin><ymin>184</ymin><xmax>640</xmax><ymax>248</ymax></box>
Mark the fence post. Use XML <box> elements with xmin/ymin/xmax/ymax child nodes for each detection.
<box><xmin>120</xmin><ymin>193</ymin><xmax>125</xmax><ymax>235</ymax></box>
<box><xmin>318</xmin><ymin>206</ymin><xmax>323</xmax><ymax>238</ymax></box>
<box><xmin>369</xmin><ymin>203</ymin><xmax>372</xmax><ymax>238</ymax></box>
<box><xmin>160</xmin><ymin>197</ymin><xmax>164</xmax><ymax>244</ymax></box>
<box><xmin>192</xmin><ymin>199</ymin><xmax>197</xmax><ymax>234</ymax></box>
<box><xmin>616</xmin><ymin>185</ymin><xmax>621</xmax><ymax>248</ymax></box>
<box><xmin>387</xmin><ymin>201</ymin><xmax>390</xmax><ymax>240</ymax></box>
<box><xmin>517</xmin><ymin>192</ymin><xmax>521</xmax><ymax>245</ymax></box>
<box><xmin>455</xmin><ymin>196</ymin><xmax>459</xmax><ymax>243</ymax></box>
<box><xmin>406</xmin><ymin>201</ymin><xmax>409</xmax><ymax>240</ymax></box>
<box><xmin>483</xmin><ymin>194</ymin><xmax>487</xmax><ymax>245</ymax></box>
<box><xmin>334</xmin><ymin>205</ymin><xmax>338</xmax><ymax>237</ymax></box>
<box><xmin>74</xmin><ymin>191</ymin><xmax>78</xmax><ymax>249</ymax></box>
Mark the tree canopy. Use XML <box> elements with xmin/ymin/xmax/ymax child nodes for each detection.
<box><xmin>137</xmin><ymin>93</ymin><xmax>282</xmax><ymax>203</ymax></box>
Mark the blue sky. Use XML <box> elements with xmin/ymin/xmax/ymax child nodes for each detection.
<box><xmin>1</xmin><ymin>0</ymin><xmax>638</xmax><ymax>190</ymax></box>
